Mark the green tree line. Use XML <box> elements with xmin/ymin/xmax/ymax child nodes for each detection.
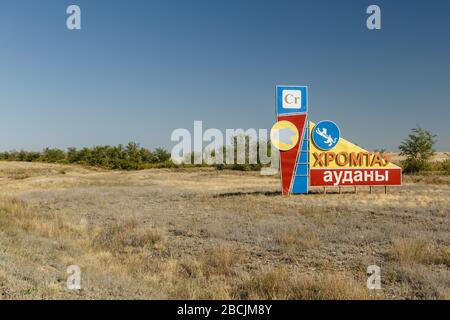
<box><xmin>0</xmin><ymin>128</ymin><xmax>447</xmax><ymax>174</ymax></box>
<box><xmin>0</xmin><ymin>142</ymin><xmax>173</xmax><ymax>170</ymax></box>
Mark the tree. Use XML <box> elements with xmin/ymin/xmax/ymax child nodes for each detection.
<box><xmin>67</xmin><ymin>147</ymin><xmax>80</xmax><ymax>163</ymax></box>
<box><xmin>399</xmin><ymin>127</ymin><xmax>437</xmax><ymax>173</ymax></box>
<box><xmin>152</xmin><ymin>148</ymin><xmax>171</xmax><ymax>163</ymax></box>
<box><xmin>41</xmin><ymin>148</ymin><xmax>66</xmax><ymax>163</ymax></box>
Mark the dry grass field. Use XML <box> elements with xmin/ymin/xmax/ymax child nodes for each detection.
<box><xmin>0</xmin><ymin>161</ymin><xmax>448</xmax><ymax>300</ymax></box>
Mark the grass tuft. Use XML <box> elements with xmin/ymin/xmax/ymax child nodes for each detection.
<box><xmin>93</xmin><ymin>218</ymin><xmax>165</xmax><ymax>252</ymax></box>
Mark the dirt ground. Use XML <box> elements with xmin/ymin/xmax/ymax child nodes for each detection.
<box><xmin>0</xmin><ymin>161</ymin><xmax>448</xmax><ymax>299</ymax></box>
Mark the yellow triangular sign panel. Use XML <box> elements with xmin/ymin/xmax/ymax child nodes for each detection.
<box><xmin>309</xmin><ymin>122</ymin><xmax>400</xmax><ymax>169</ymax></box>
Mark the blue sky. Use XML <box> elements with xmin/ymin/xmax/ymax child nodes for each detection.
<box><xmin>0</xmin><ymin>0</ymin><xmax>449</xmax><ymax>151</ymax></box>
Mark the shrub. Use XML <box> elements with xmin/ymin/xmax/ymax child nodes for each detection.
<box><xmin>438</xmin><ymin>160</ymin><xmax>450</xmax><ymax>174</ymax></box>
<box><xmin>41</xmin><ymin>148</ymin><xmax>66</xmax><ymax>163</ymax></box>
<box><xmin>399</xmin><ymin>127</ymin><xmax>437</xmax><ymax>173</ymax></box>
<box><xmin>151</xmin><ymin>147</ymin><xmax>171</xmax><ymax>163</ymax></box>
<box><xmin>0</xmin><ymin>143</ymin><xmax>175</xmax><ymax>171</ymax></box>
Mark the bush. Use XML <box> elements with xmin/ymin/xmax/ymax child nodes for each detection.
<box><xmin>41</xmin><ymin>148</ymin><xmax>66</xmax><ymax>163</ymax></box>
<box><xmin>440</xmin><ymin>160</ymin><xmax>450</xmax><ymax>174</ymax></box>
<box><xmin>399</xmin><ymin>127</ymin><xmax>437</xmax><ymax>173</ymax></box>
<box><xmin>151</xmin><ymin>148</ymin><xmax>171</xmax><ymax>163</ymax></box>
<box><xmin>0</xmin><ymin>143</ymin><xmax>175</xmax><ymax>171</ymax></box>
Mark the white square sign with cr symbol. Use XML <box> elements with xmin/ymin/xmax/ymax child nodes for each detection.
<box><xmin>282</xmin><ymin>90</ymin><xmax>302</xmax><ymax>109</ymax></box>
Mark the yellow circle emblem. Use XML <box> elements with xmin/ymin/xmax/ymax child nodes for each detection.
<box><xmin>270</xmin><ymin>120</ymin><xmax>299</xmax><ymax>151</ymax></box>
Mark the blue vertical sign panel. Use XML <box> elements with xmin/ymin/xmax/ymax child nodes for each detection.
<box><xmin>275</xmin><ymin>85</ymin><xmax>309</xmax><ymax>194</ymax></box>
<box><xmin>291</xmin><ymin>124</ymin><xmax>309</xmax><ymax>194</ymax></box>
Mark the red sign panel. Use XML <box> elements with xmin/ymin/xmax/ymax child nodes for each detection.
<box><xmin>310</xmin><ymin>168</ymin><xmax>402</xmax><ymax>186</ymax></box>
<box><xmin>277</xmin><ymin>114</ymin><xmax>307</xmax><ymax>194</ymax></box>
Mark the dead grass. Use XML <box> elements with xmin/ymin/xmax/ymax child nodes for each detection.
<box><xmin>178</xmin><ymin>246</ymin><xmax>244</xmax><ymax>279</ymax></box>
<box><xmin>403</xmin><ymin>174</ymin><xmax>450</xmax><ymax>185</ymax></box>
<box><xmin>384</xmin><ymin>263</ymin><xmax>450</xmax><ymax>299</ymax></box>
<box><xmin>93</xmin><ymin>218</ymin><xmax>165</xmax><ymax>253</ymax></box>
<box><xmin>173</xmin><ymin>258</ymin><xmax>372</xmax><ymax>300</ymax></box>
<box><xmin>0</xmin><ymin>161</ymin><xmax>448</xmax><ymax>299</ymax></box>
<box><xmin>389</xmin><ymin>238</ymin><xmax>450</xmax><ymax>266</ymax></box>
<box><xmin>237</xmin><ymin>268</ymin><xmax>372</xmax><ymax>300</ymax></box>
<box><xmin>0</xmin><ymin>197</ymin><xmax>28</xmax><ymax>215</ymax></box>
<box><xmin>202</xmin><ymin>246</ymin><xmax>244</xmax><ymax>276</ymax></box>
<box><xmin>274</xmin><ymin>226</ymin><xmax>319</xmax><ymax>250</ymax></box>
<box><xmin>389</xmin><ymin>239</ymin><xmax>433</xmax><ymax>264</ymax></box>
<box><xmin>0</xmin><ymin>196</ymin><xmax>82</xmax><ymax>242</ymax></box>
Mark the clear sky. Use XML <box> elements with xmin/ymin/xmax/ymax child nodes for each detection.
<box><xmin>0</xmin><ymin>0</ymin><xmax>449</xmax><ymax>151</ymax></box>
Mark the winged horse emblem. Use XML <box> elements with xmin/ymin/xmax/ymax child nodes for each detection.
<box><xmin>315</xmin><ymin>127</ymin><xmax>337</xmax><ymax>147</ymax></box>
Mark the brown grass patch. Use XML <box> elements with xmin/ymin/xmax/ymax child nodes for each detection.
<box><xmin>0</xmin><ymin>163</ymin><xmax>448</xmax><ymax>299</ymax></box>
<box><xmin>237</xmin><ymin>268</ymin><xmax>371</xmax><ymax>300</ymax></box>
<box><xmin>384</xmin><ymin>263</ymin><xmax>450</xmax><ymax>299</ymax></box>
<box><xmin>202</xmin><ymin>246</ymin><xmax>244</xmax><ymax>276</ymax></box>
<box><xmin>0</xmin><ymin>197</ymin><xmax>82</xmax><ymax>240</ymax></box>
<box><xmin>389</xmin><ymin>238</ymin><xmax>449</xmax><ymax>266</ymax></box>
<box><xmin>403</xmin><ymin>174</ymin><xmax>450</xmax><ymax>185</ymax></box>
<box><xmin>178</xmin><ymin>246</ymin><xmax>244</xmax><ymax>279</ymax></box>
<box><xmin>274</xmin><ymin>227</ymin><xmax>319</xmax><ymax>250</ymax></box>
<box><xmin>0</xmin><ymin>197</ymin><xmax>28</xmax><ymax>213</ymax></box>
<box><xmin>93</xmin><ymin>218</ymin><xmax>165</xmax><ymax>253</ymax></box>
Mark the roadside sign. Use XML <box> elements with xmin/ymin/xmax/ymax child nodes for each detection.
<box><xmin>309</xmin><ymin>121</ymin><xmax>402</xmax><ymax>187</ymax></box>
<box><xmin>274</xmin><ymin>86</ymin><xmax>309</xmax><ymax>195</ymax></box>
<box><xmin>272</xmin><ymin>86</ymin><xmax>402</xmax><ymax>194</ymax></box>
